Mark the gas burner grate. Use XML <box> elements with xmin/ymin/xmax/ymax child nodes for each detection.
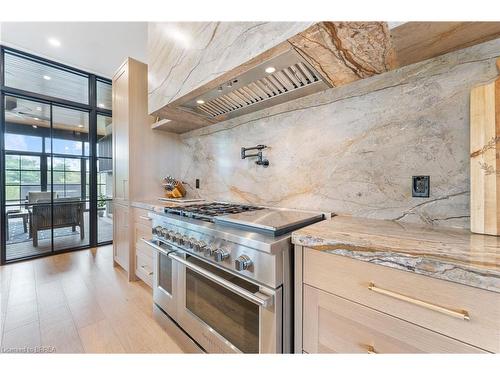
<box><xmin>165</xmin><ymin>202</ymin><xmax>264</xmax><ymax>221</ymax></box>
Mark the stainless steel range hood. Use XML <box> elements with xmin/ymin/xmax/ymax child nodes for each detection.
<box><xmin>178</xmin><ymin>48</ymin><xmax>331</xmax><ymax>122</ymax></box>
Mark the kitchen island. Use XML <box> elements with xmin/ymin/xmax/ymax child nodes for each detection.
<box><xmin>292</xmin><ymin>216</ymin><xmax>500</xmax><ymax>353</ymax></box>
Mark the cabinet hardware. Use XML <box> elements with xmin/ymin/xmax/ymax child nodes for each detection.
<box><xmin>368</xmin><ymin>282</ymin><xmax>470</xmax><ymax>321</ymax></box>
<box><xmin>139</xmin><ymin>216</ymin><xmax>152</xmax><ymax>221</ymax></box>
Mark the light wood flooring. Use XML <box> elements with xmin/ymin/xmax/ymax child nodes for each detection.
<box><xmin>0</xmin><ymin>245</ymin><xmax>184</xmax><ymax>353</ymax></box>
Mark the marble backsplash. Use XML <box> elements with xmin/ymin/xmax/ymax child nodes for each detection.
<box><xmin>174</xmin><ymin>38</ymin><xmax>500</xmax><ymax>228</ymax></box>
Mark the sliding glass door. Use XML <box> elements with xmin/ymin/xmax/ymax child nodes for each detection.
<box><xmin>0</xmin><ymin>47</ymin><xmax>112</xmax><ymax>263</ymax></box>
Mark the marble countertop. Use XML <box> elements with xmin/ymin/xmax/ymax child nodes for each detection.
<box><xmin>292</xmin><ymin>216</ymin><xmax>500</xmax><ymax>293</ymax></box>
<box><xmin>130</xmin><ymin>199</ymin><xmax>202</xmax><ymax>212</ymax></box>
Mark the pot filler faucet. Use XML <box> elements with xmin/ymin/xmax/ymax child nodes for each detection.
<box><xmin>241</xmin><ymin>145</ymin><xmax>269</xmax><ymax>167</ymax></box>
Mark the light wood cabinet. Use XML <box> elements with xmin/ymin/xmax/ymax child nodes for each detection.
<box><xmin>303</xmin><ymin>285</ymin><xmax>485</xmax><ymax>354</ymax></box>
<box><xmin>111</xmin><ymin>56</ymin><xmax>182</xmax><ymax>282</ymax></box>
<box><xmin>295</xmin><ymin>246</ymin><xmax>499</xmax><ymax>353</ymax></box>
<box><xmin>112</xmin><ymin>63</ymin><xmax>130</xmax><ymax>203</ymax></box>
<box><xmin>132</xmin><ymin>207</ymin><xmax>153</xmax><ymax>287</ymax></box>
<box><xmin>112</xmin><ymin>203</ymin><xmax>129</xmax><ymax>271</ymax></box>
<box><xmin>111</xmin><ymin>58</ymin><xmax>149</xmax><ymax>280</ymax></box>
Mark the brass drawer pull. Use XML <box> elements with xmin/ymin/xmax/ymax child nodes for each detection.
<box><xmin>138</xmin><ymin>215</ymin><xmax>152</xmax><ymax>221</ymax></box>
<box><xmin>368</xmin><ymin>282</ymin><xmax>470</xmax><ymax>321</ymax></box>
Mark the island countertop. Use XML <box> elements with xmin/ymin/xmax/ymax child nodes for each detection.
<box><xmin>292</xmin><ymin>216</ymin><xmax>500</xmax><ymax>293</ymax></box>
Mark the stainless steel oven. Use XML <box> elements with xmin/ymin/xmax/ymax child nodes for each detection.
<box><xmin>143</xmin><ymin>238</ymin><xmax>282</xmax><ymax>353</ymax></box>
<box><xmin>142</xmin><ymin>204</ymin><xmax>324</xmax><ymax>354</ymax></box>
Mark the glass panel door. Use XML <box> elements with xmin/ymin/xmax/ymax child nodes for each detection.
<box><xmin>50</xmin><ymin>106</ymin><xmax>90</xmax><ymax>252</ymax></box>
<box><xmin>97</xmin><ymin>114</ymin><xmax>112</xmax><ymax>243</ymax></box>
<box><xmin>3</xmin><ymin>96</ymin><xmax>52</xmax><ymax>260</ymax></box>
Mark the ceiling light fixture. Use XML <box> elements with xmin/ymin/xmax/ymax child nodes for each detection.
<box><xmin>34</xmin><ymin>117</ymin><xmax>40</xmax><ymax>121</ymax></box>
<box><xmin>32</xmin><ymin>125</ymin><xmax>38</xmax><ymax>129</ymax></box>
<box><xmin>48</xmin><ymin>38</ymin><xmax>61</xmax><ymax>47</ymax></box>
<box><xmin>78</xmin><ymin>124</ymin><xmax>84</xmax><ymax>128</ymax></box>
<box><xmin>98</xmin><ymin>103</ymin><xmax>105</xmax><ymax>108</ymax></box>
<box><xmin>265</xmin><ymin>67</ymin><xmax>276</xmax><ymax>74</ymax></box>
<box><xmin>196</xmin><ymin>99</ymin><xmax>205</xmax><ymax>105</ymax></box>
<box><xmin>43</xmin><ymin>75</ymin><xmax>51</xmax><ymax>80</ymax></box>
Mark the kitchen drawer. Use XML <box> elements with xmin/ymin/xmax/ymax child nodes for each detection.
<box><xmin>134</xmin><ymin>222</ymin><xmax>153</xmax><ymax>249</ymax></box>
<box><xmin>303</xmin><ymin>248</ymin><xmax>500</xmax><ymax>352</ymax></box>
<box><xmin>133</xmin><ymin>208</ymin><xmax>153</xmax><ymax>226</ymax></box>
<box><xmin>303</xmin><ymin>285</ymin><xmax>486</xmax><ymax>353</ymax></box>
<box><xmin>135</xmin><ymin>251</ymin><xmax>153</xmax><ymax>287</ymax></box>
<box><xmin>136</xmin><ymin>238</ymin><xmax>153</xmax><ymax>259</ymax></box>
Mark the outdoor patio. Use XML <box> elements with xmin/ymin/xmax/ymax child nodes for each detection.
<box><xmin>5</xmin><ymin>211</ymin><xmax>112</xmax><ymax>260</ymax></box>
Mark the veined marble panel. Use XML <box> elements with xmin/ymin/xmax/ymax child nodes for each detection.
<box><xmin>148</xmin><ymin>22</ymin><xmax>314</xmax><ymax>115</ymax></box>
<box><xmin>289</xmin><ymin>22</ymin><xmax>396</xmax><ymax>86</ymax></box>
<box><xmin>177</xmin><ymin>38</ymin><xmax>500</xmax><ymax>228</ymax></box>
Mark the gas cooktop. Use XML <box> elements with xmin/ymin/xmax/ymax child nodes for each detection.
<box><xmin>164</xmin><ymin>202</ymin><xmax>324</xmax><ymax>236</ymax></box>
<box><xmin>165</xmin><ymin>202</ymin><xmax>265</xmax><ymax>221</ymax></box>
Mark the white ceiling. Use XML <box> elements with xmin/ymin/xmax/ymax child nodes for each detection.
<box><xmin>0</xmin><ymin>22</ymin><xmax>147</xmax><ymax>78</ymax></box>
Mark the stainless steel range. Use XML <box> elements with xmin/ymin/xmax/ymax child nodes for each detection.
<box><xmin>142</xmin><ymin>201</ymin><xmax>324</xmax><ymax>353</ymax></box>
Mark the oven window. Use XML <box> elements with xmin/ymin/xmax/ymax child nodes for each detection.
<box><xmin>186</xmin><ymin>256</ymin><xmax>260</xmax><ymax>353</ymax></box>
<box><xmin>158</xmin><ymin>253</ymin><xmax>173</xmax><ymax>294</ymax></box>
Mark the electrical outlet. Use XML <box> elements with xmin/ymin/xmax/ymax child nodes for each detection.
<box><xmin>412</xmin><ymin>176</ymin><xmax>430</xmax><ymax>198</ymax></box>
<box><xmin>195</xmin><ymin>179</ymin><xmax>200</xmax><ymax>189</ymax></box>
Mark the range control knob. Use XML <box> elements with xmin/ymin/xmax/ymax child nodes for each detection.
<box><xmin>165</xmin><ymin>230</ymin><xmax>174</xmax><ymax>240</ymax></box>
<box><xmin>195</xmin><ymin>241</ymin><xmax>207</xmax><ymax>252</ymax></box>
<box><xmin>179</xmin><ymin>235</ymin><xmax>188</xmax><ymax>246</ymax></box>
<box><xmin>160</xmin><ymin>228</ymin><xmax>169</xmax><ymax>238</ymax></box>
<box><xmin>205</xmin><ymin>244</ymin><xmax>217</xmax><ymax>257</ymax></box>
<box><xmin>214</xmin><ymin>248</ymin><xmax>230</xmax><ymax>262</ymax></box>
<box><xmin>235</xmin><ymin>255</ymin><xmax>252</xmax><ymax>271</ymax></box>
<box><xmin>174</xmin><ymin>232</ymin><xmax>182</xmax><ymax>243</ymax></box>
<box><xmin>153</xmin><ymin>226</ymin><xmax>162</xmax><ymax>235</ymax></box>
<box><xmin>188</xmin><ymin>237</ymin><xmax>197</xmax><ymax>249</ymax></box>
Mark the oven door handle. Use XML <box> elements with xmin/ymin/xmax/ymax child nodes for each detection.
<box><xmin>168</xmin><ymin>252</ymin><xmax>274</xmax><ymax>308</ymax></box>
<box><xmin>141</xmin><ymin>238</ymin><xmax>172</xmax><ymax>257</ymax></box>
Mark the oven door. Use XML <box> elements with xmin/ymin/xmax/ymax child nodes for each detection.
<box><xmin>169</xmin><ymin>250</ymin><xmax>282</xmax><ymax>354</ymax></box>
<box><xmin>141</xmin><ymin>238</ymin><xmax>178</xmax><ymax>320</ymax></box>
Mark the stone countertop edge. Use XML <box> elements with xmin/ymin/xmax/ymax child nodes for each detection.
<box><xmin>292</xmin><ymin>217</ymin><xmax>500</xmax><ymax>293</ymax></box>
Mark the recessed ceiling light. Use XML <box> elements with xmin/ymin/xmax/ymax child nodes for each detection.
<box><xmin>34</xmin><ymin>117</ymin><xmax>40</xmax><ymax>121</ymax></box>
<box><xmin>78</xmin><ymin>124</ymin><xmax>84</xmax><ymax>128</ymax></box>
<box><xmin>48</xmin><ymin>38</ymin><xmax>61</xmax><ymax>47</ymax></box>
<box><xmin>265</xmin><ymin>67</ymin><xmax>276</xmax><ymax>74</ymax></box>
<box><xmin>196</xmin><ymin>99</ymin><xmax>205</xmax><ymax>105</ymax></box>
<box><xmin>98</xmin><ymin>103</ymin><xmax>105</xmax><ymax>108</ymax></box>
<box><xmin>43</xmin><ymin>75</ymin><xmax>51</xmax><ymax>80</ymax></box>
<box><xmin>32</xmin><ymin>125</ymin><xmax>38</xmax><ymax>129</ymax></box>
<box><xmin>36</xmin><ymin>106</ymin><xmax>42</xmax><ymax>111</ymax></box>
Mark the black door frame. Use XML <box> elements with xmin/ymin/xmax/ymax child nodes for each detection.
<box><xmin>0</xmin><ymin>45</ymin><xmax>113</xmax><ymax>265</ymax></box>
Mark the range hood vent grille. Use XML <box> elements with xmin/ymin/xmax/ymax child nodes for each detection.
<box><xmin>178</xmin><ymin>48</ymin><xmax>330</xmax><ymax>122</ymax></box>
<box><xmin>198</xmin><ymin>63</ymin><xmax>319</xmax><ymax>117</ymax></box>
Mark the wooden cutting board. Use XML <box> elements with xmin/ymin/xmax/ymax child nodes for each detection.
<box><xmin>470</xmin><ymin>58</ymin><xmax>500</xmax><ymax>235</ymax></box>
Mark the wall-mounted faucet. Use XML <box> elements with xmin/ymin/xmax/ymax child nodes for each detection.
<box><xmin>241</xmin><ymin>145</ymin><xmax>269</xmax><ymax>167</ymax></box>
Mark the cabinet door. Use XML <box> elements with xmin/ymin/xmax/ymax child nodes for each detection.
<box><xmin>112</xmin><ymin>64</ymin><xmax>129</xmax><ymax>202</ymax></box>
<box><xmin>303</xmin><ymin>285</ymin><xmax>485</xmax><ymax>354</ymax></box>
<box><xmin>113</xmin><ymin>203</ymin><xmax>129</xmax><ymax>271</ymax></box>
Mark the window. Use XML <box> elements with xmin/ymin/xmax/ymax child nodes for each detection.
<box><xmin>5</xmin><ymin>154</ymin><xmax>42</xmax><ymax>206</ymax></box>
<box><xmin>96</xmin><ymin>80</ymin><xmax>112</xmax><ymax>110</ymax></box>
<box><xmin>4</xmin><ymin>51</ymin><xmax>89</xmax><ymax>104</ymax></box>
<box><xmin>48</xmin><ymin>157</ymin><xmax>85</xmax><ymax>198</ymax></box>
<box><xmin>1</xmin><ymin>47</ymin><xmax>113</xmax><ymax>263</ymax></box>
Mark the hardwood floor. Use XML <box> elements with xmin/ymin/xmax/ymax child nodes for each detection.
<box><xmin>0</xmin><ymin>245</ymin><xmax>184</xmax><ymax>353</ymax></box>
